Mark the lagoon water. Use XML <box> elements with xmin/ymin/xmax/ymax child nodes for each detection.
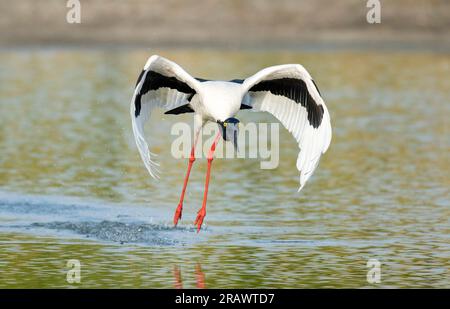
<box><xmin>0</xmin><ymin>49</ymin><xmax>449</xmax><ymax>288</ymax></box>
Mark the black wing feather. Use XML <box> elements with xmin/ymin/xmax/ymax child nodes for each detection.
<box><xmin>164</xmin><ymin>104</ymin><xmax>195</xmax><ymax>115</ymax></box>
<box><xmin>248</xmin><ymin>78</ymin><xmax>324</xmax><ymax>128</ymax></box>
<box><xmin>134</xmin><ymin>70</ymin><xmax>196</xmax><ymax>117</ymax></box>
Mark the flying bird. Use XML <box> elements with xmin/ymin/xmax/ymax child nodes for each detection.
<box><xmin>131</xmin><ymin>55</ymin><xmax>332</xmax><ymax>232</ymax></box>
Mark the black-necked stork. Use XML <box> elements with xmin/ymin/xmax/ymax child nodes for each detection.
<box><xmin>131</xmin><ymin>55</ymin><xmax>332</xmax><ymax>232</ymax></box>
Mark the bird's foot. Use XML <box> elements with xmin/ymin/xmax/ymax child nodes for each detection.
<box><xmin>194</xmin><ymin>208</ymin><xmax>206</xmax><ymax>233</ymax></box>
<box><xmin>173</xmin><ymin>203</ymin><xmax>183</xmax><ymax>226</ymax></box>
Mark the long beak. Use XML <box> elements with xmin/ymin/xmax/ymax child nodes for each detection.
<box><xmin>232</xmin><ymin>128</ymin><xmax>239</xmax><ymax>153</ymax></box>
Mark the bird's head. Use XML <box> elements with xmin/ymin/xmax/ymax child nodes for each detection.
<box><xmin>217</xmin><ymin>117</ymin><xmax>240</xmax><ymax>151</ymax></box>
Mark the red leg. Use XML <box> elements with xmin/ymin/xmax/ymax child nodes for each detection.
<box><xmin>194</xmin><ymin>133</ymin><xmax>221</xmax><ymax>232</ymax></box>
<box><xmin>174</xmin><ymin>130</ymin><xmax>201</xmax><ymax>226</ymax></box>
<box><xmin>173</xmin><ymin>145</ymin><xmax>195</xmax><ymax>226</ymax></box>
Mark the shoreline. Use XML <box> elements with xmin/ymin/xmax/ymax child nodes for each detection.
<box><xmin>1</xmin><ymin>37</ymin><xmax>450</xmax><ymax>53</ymax></box>
<box><xmin>1</xmin><ymin>0</ymin><xmax>449</xmax><ymax>53</ymax></box>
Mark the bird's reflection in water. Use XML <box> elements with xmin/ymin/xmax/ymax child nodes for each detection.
<box><xmin>173</xmin><ymin>265</ymin><xmax>183</xmax><ymax>289</ymax></box>
<box><xmin>195</xmin><ymin>263</ymin><xmax>206</xmax><ymax>289</ymax></box>
<box><xmin>173</xmin><ymin>264</ymin><xmax>206</xmax><ymax>289</ymax></box>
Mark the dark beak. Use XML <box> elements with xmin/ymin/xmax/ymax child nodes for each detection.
<box><xmin>232</xmin><ymin>128</ymin><xmax>239</xmax><ymax>152</ymax></box>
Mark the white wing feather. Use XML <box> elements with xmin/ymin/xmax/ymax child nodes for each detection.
<box><xmin>130</xmin><ymin>55</ymin><xmax>200</xmax><ymax>179</ymax></box>
<box><xmin>243</xmin><ymin>64</ymin><xmax>332</xmax><ymax>191</ymax></box>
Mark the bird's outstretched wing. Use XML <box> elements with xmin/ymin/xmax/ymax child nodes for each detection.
<box><xmin>242</xmin><ymin>64</ymin><xmax>332</xmax><ymax>191</ymax></box>
<box><xmin>131</xmin><ymin>55</ymin><xmax>200</xmax><ymax>179</ymax></box>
